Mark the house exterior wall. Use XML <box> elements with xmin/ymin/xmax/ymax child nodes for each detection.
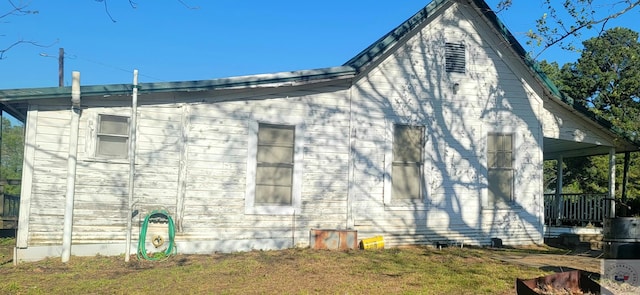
<box><xmin>15</xmin><ymin>83</ymin><xmax>356</xmax><ymax>260</ymax></box>
<box><xmin>348</xmin><ymin>3</ymin><xmax>544</xmax><ymax>246</ymax></box>
<box><xmin>540</xmin><ymin>100</ymin><xmax>615</xmax><ymax>146</ymax></box>
<box><xmin>14</xmin><ymin>1</ymin><xmax>607</xmax><ymax>261</ymax></box>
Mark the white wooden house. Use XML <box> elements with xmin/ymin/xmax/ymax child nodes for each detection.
<box><xmin>1</xmin><ymin>0</ymin><xmax>638</xmax><ymax>262</ymax></box>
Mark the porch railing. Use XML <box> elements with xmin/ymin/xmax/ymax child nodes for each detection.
<box><xmin>544</xmin><ymin>193</ymin><xmax>609</xmax><ymax>226</ymax></box>
<box><xmin>2</xmin><ymin>194</ymin><xmax>19</xmax><ymax>218</ymax></box>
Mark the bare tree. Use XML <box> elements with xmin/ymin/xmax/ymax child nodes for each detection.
<box><xmin>0</xmin><ymin>0</ymin><xmax>48</xmax><ymax>60</ymax></box>
<box><xmin>497</xmin><ymin>0</ymin><xmax>640</xmax><ymax>59</ymax></box>
<box><xmin>95</xmin><ymin>0</ymin><xmax>199</xmax><ymax>23</ymax></box>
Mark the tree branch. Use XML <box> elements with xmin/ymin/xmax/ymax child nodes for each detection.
<box><xmin>534</xmin><ymin>1</ymin><xmax>640</xmax><ymax>59</ymax></box>
<box><xmin>1</xmin><ymin>0</ymin><xmax>38</xmax><ymax>19</ymax></box>
<box><xmin>0</xmin><ymin>39</ymin><xmax>58</xmax><ymax>60</ymax></box>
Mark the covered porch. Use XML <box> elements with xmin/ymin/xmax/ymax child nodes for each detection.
<box><xmin>542</xmin><ymin>136</ymin><xmax>638</xmax><ymax>233</ymax></box>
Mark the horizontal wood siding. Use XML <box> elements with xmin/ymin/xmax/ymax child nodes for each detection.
<box><xmin>18</xmin><ymin>3</ymin><xmax>557</xmax><ymax>257</ymax></box>
<box><xmin>180</xmin><ymin>87</ymin><xmax>352</xmax><ymax>247</ymax></box>
<box><xmin>351</xmin><ymin>3</ymin><xmax>543</xmax><ymax>246</ymax></box>
<box><xmin>26</xmin><ymin>105</ymin><xmax>70</xmax><ymax>244</ymax></box>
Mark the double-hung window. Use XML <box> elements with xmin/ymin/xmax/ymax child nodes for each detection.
<box><xmin>487</xmin><ymin>133</ymin><xmax>514</xmax><ymax>205</ymax></box>
<box><xmin>255</xmin><ymin>124</ymin><xmax>295</xmax><ymax>205</ymax></box>
<box><xmin>391</xmin><ymin>125</ymin><xmax>425</xmax><ymax>202</ymax></box>
<box><xmin>96</xmin><ymin>114</ymin><xmax>129</xmax><ymax>159</ymax></box>
<box><xmin>246</xmin><ymin>121</ymin><xmax>303</xmax><ymax>215</ymax></box>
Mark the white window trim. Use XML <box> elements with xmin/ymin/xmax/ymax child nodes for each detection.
<box><xmin>482</xmin><ymin>127</ymin><xmax>521</xmax><ymax>209</ymax></box>
<box><xmin>83</xmin><ymin>112</ymin><xmax>131</xmax><ymax>164</ymax></box>
<box><xmin>245</xmin><ymin>118</ymin><xmax>304</xmax><ymax>215</ymax></box>
<box><xmin>383</xmin><ymin>120</ymin><xmax>430</xmax><ymax>210</ymax></box>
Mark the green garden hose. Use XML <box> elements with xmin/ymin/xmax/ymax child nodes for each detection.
<box><xmin>137</xmin><ymin>209</ymin><xmax>177</xmax><ymax>261</ymax></box>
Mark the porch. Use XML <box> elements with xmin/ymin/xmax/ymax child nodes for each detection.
<box><xmin>1</xmin><ymin>193</ymin><xmax>19</xmax><ymax>229</ymax></box>
<box><xmin>543</xmin><ymin>193</ymin><xmax>608</xmax><ymax>250</ymax></box>
<box><xmin>543</xmin><ymin>193</ymin><xmax>611</xmax><ymax>227</ymax></box>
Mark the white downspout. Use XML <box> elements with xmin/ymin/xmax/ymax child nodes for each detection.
<box><xmin>125</xmin><ymin>70</ymin><xmax>139</xmax><ymax>262</ymax></box>
<box><xmin>61</xmin><ymin>71</ymin><xmax>81</xmax><ymax>263</ymax></box>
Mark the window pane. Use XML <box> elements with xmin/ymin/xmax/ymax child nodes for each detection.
<box><xmin>394</xmin><ymin>125</ymin><xmax>423</xmax><ymax>162</ymax></box>
<box><xmin>488</xmin><ymin>169</ymin><xmax>513</xmax><ymax>204</ymax></box>
<box><xmin>97</xmin><ymin>136</ymin><xmax>128</xmax><ymax>158</ymax></box>
<box><xmin>488</xmin><ymin>134</ymin><xmax>498</xmax><ymax>153</ymax></box>
<box><xmin>258</xmin><ymin>125</ymin><xmax>294</xmax><ymax>145</ymax></box>
<box><xmin>256</xmin><ymin>166</ymin><xmax>293</xmax><ymax>186</ymax></box>
<box><xmin>392</xmin><ymin>164</ymin><xmax>421</xmax><ymax>200</ymax></box>
<box><xmin>257</xmin><ymin>146</ymin><xmax>293</xmax><ymax>163</ymax></box>
<box><xmin>502</xmin><ymin>134</ymin><xmax>513</xmax><ymax>151</ymax></box>
<box><xmin>487</xmin><ymin>151</ymin><xmax>497</xmax><ymax>168</ymax></box>
<box><xmin>500</xmin><ymin>152</ymin><xmax>513</xmax><ymax>168</ymax></box>
<box><xmin>256</xmin><ymin>165</ymin><xmax>293</xmax><ymax>204</ymax></box>
<box><xmin>99</xmin><ymin>115</ymin><xmax>129</xmax><ymax>135</ymax></box>
<box><xmin>255</xmin><ymin>185</ymin><xmax>292</xmax><ymax>205</ymax></box>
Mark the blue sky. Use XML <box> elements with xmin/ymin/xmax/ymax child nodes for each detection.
<box><xmin>1</xmin><ymin>0</ymin><xmax>639</xmax><ymax>89</ymax></box>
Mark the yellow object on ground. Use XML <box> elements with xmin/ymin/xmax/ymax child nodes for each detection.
<box><xmin>360</xmin><ymin>236</ymin><xmax>384</xmax><ymax>249</ymax></box>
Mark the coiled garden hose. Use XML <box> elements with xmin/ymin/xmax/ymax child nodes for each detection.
<box><xmin>137</xmin><ymin>209</ymin><xmax>177</xmax><ymax>261</ymax></box>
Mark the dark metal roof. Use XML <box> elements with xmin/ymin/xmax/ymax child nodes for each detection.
<box><xmin>344</xmin><ymin>0</ymin><xmax>448</xmax><ymax>71</ymax></box>
<box><xmin>0</xmin><ymin>66</ymin><xmax>355</xmax><ymax>122</ymax></box>
<box><xmin>0</xmin><ymin>66</ymin><xmax>356</xmax><ymax>101</ymax></box>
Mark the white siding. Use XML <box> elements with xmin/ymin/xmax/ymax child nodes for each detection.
<box><xmin>350</xmin><ymin>3</ymin><xmax>544</xmax><ymax>246</ymax></box>
<box><xmin>16</xmin><ymin>2</ymin><xmax>589</xmax><ymax>261</ymax></box>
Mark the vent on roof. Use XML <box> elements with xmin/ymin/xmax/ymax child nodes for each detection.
<box><xmin>445</xmin><ymin>42</ymin><xmax>465</xmax><ymax>74</ymax></box>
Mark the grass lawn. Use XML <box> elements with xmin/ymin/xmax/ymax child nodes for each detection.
<box><xmin>0</xmin><ymin>238</ymin><xmax>554</xmax><ymax>294</ymax></box>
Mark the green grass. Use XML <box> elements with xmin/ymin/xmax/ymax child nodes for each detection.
<box><xmin>0</xmin><ymin>241</ymin><xmax>553</xmax><ymax>294</ymax></box>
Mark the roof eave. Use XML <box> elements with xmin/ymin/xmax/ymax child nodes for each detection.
<box><xmin>0</xmin><ymin>66</ymin><xmax>356</xmax><ymax>102</ymax></box>
<box><xmin>344</xmin><ymin>0</ymin><xmax>449</xmax><ymax>72</ymax></box>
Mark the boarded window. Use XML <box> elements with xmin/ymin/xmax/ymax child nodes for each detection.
<box><xmin>255</xmin><ymin>124</ymin><xmax>295</xmax><ymax>205</ymax></box>
<box><xmin>392</xmin><ymin>125</ymin><xmax>424</xmax><ymax>200</ymax></box>
<box><xmin>445</xmin><ymin>42</ymin><xmax>465</xmax><ymax>73</ymax></box>
<box><xmin>487</xmin><ymin>133</ymin><xmax>514</xmax><ymax>204</ymax></box>
<box><xmin>97</xmin><ymin>115</ymin><xmax>129</xmax><ymax>158</ymax></box>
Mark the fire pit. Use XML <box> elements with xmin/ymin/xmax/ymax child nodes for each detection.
<box><xmin>516</xmin><ymin>270</ymin><xmax>610</xmax><ymax>294</ymax></box>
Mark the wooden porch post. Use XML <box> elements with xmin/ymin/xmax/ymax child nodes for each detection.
<box><xmin>608</xmin><ymin>148</ymin><xmax>616</xmax><ymax>218</ymax></box>
<box><xmin>554</xmin><ymin>156</ymin><xmax>563</xmax><ymax>225</ymax></box>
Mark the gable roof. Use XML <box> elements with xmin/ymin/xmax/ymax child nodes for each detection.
<box><xmin>0</xmin><ymin>0</ymin><xmax>637</xmax><ymax>150</ymax></box>
<box><xmin>343</xmin><ymin>0</ymin><xmax>639</xmax><ymax>150</ymax></box>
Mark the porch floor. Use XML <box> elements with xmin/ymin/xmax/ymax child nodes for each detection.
<box><xmin>544</xmin><ymin>225</ymin><xmax>603</xmax><ymax>251</ymax></box>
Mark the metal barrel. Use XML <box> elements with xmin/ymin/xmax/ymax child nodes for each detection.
<box><xmin>603</xmin><ymin>217</ymin><xmax>640</xmax><ymax>259</ymax></box>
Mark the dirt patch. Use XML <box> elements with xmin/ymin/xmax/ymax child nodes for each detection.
<box><xmin>489</xmin><ymin>244</ymin><xmax>603</xmax><ymax>278</ymax></box>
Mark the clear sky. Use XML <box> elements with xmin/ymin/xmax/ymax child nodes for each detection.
<box><xmin>1</xmin><ymin>0</ymin><xmax>639</xmax><ymax>89</ymax></box>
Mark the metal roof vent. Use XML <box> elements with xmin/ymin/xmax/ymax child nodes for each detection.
<box><xmin>445</xmin><ymin>42</ymin><xmax>465</xmax><ymax>74</ymax></box>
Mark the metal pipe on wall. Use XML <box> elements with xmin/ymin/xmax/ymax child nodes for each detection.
<box><xmin>125</xmin><ymin>70</ymin><xmax>139</xmax><ymax>262</ymax></box>
<box><xmin>61</xmin><ymin>71</ymin><xmax>81</xmax><ymax>263</ymax></box>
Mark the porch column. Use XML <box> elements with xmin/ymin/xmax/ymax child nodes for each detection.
<box><xmin>554</xmin><ymin>156</ymin><xmax>563</xmax><ymax>225</ymax></box>
<box><xmin>608</xmin><ymin>148</ymin><xmax>616</xmax><ymax>218</ymax></box>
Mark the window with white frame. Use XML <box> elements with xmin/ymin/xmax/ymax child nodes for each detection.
<box><xmin>96</xmin><ymin>114</ymin><xmax>129</xmax><ymax>159</ymax></box>
<box><xmin>487</xmin><ymin>133</ymin><xmax>514</xmax><ymax>205</ymax></box>
<box><xmin>246</xmin><ymin>121</ymin><xmax>303</xmax><ymax>214</ymax></box>
<box><xmin>391</xmin><ymin>124</ymin><xmax>425</xmax><ymax>201</ymax></box>
<box><xmin>255</xmin><ymin>124</ymin><xmax>295</xmax><ymax>205</ymax></box>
